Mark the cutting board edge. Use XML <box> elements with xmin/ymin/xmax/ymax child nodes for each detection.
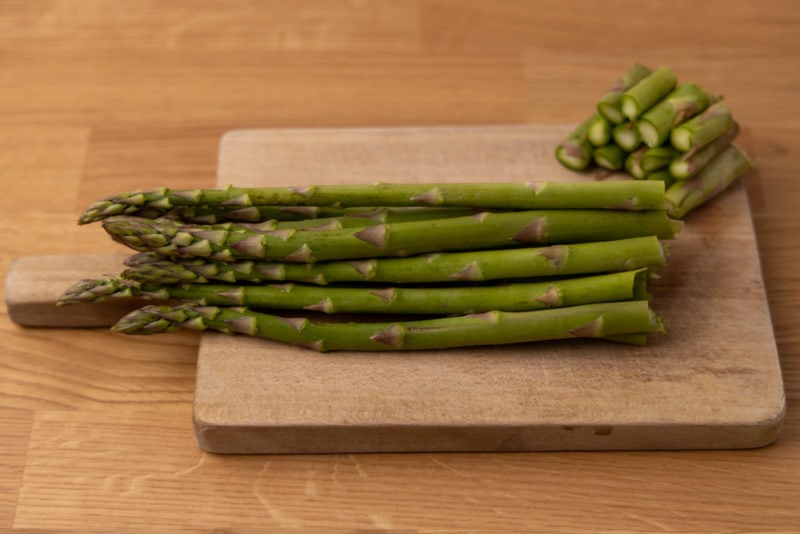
<box><xmin>192</xmin><ymin>415</ymin><xmax>785</xmax><ymax>455</ymax></box>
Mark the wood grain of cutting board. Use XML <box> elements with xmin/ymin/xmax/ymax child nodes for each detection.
<box><xmin>190</xmin><ymin>125</ymin><xmax>784</xmax><ymax>454</ymax></box>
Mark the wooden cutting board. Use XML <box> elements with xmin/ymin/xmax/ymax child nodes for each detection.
<box><xmin>4</xmin><ymin>125</ymin><xmax>784</xmax><ymax>453</ymax></box>
<box><xmin>194</xmin><ymin>125</ymin><xmax>784</xmax><ymax>453</ymax></box>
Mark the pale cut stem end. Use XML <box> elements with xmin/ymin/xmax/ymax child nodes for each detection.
<box><xmin>671</xmin><ymin>128</ymin><xmax>692</xmax><ymax>152</ymax></box>
<box><xmin>621</xmin><ymin>97</ymin><xmax>639</xmax><ymax>121</ymax></box>
<box><xmin>669</xmin><ymin>160</ymin><xmax>691</xmax><ymax>179</ymax></box>
<box><xmin>637</xmin><ymin>120</ymin><xmax>660</xmax><ymax>148</ymax></box>
<box><xmin>555</xmin><ymin>145</ymin><xmax>591</xmax><ymax>171</ymax></box>
<box><xmin>598</xmin><ymin>102</ymin><xmax>625</xmax><ymax>125</ymax></box>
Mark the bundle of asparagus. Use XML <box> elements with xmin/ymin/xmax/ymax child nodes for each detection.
<box><xmin>61</xmin><ymin>181</ymin><xmax>680</xmax><ymax>351</ymax></box>
<box><xmin>555</xmin><ymin>64</ymin><xmax>754</xmax><ymax>219</ymax></box>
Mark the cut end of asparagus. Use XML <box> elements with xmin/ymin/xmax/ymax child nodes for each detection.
<box><xmin>624</xmin><ymin>149</ymin><xmax>647</xmax><ymax>180</ymax></box>
<box><xmin>665</xmin><ymin>144</ymin><xmax>754</xmax><ymax>219</ymax></box>
<box><xmin>621</xmin><ymin>96</ymin><xmax>639</xmax><ymax>121</ymax></box>
<box><xmin>555</xmin><ymin>143</ymin><xmax>592</xmax><ymax>171</ymax></box>
<box><xmin>587</xmin><ymin>115</ymin><xmax>612</xmax><ymax>147</ymax></box>
<box><xmin>612</xmin><ymin>124</ymin><xmax>641</xmax><ymax>152</ymax></box>
<box><xmin>636</xmin><ymin>120</ymin><xmax>661</xmax><ymax>148</ymax></box>
<box><xmin>593</xmin><ymin>145</ymin><xmax>627</xmax><ymax>171</ymax></box>
<box><xmin>597</xmin><ymin>102</ymin><xmax>625</xmax><ymax>125</ymax></box>
<box><xmin>669</xmin><ymin>160</ymin><xmax>691</xmax><ymax>180</ymax></box>
<box><xmin>671</xmin><ymin>128</ymin><xmax>692</xmax><ymax>152</ymax></box>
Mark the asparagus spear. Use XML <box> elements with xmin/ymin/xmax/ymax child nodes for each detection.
<box><xmin>227</xmin><ymin>207</ymin><xmax>485</xmax><ymax>232</ymax></box>
<box><xmin>665</xmin><ymin>143</ymin><xmax>754</xmax><ymax>218</ymax></box>
<box><xmin>104</xmin><ymin>209</ymin><xmax>680</xmax><ymax>263</ymax></box>
<box><xmin>597</xmin><ymin>63</ymin><xmax>653</xmax><ymax>124</ymax></box>
<box><xmin>636</xmin><ymin>83</ymin><xmax>711</xmax><ymax>148</ymax></box>
<box><xmin>134</xmin><ymin>204</ymin><xmax>343</xmax><ymax>224</ymax></box>
<box><xmin>611</xmin><ymin>121</ymin><xmax>642</xmax><ymax>152</ymax></box>
<box><xmin>669</xmin><ymin>122</ymin><xmax>740</xmax><ymax>180</ymax></box>
<box><xmin>621</xmin><ymin>67</ymin><xmax>678</xmax><ymax>121</ymax></box>
<box><xmin>587</xmin><ymin>115</ymin><xmax>612</xmax><ymax>147</ymax></box>
<box><xmin>122</xmin><ymin>236</ymin><xmax>667</xmax><ymax>286</ymax></box>
<box><xmin>160</xmin><ymin>205</ymin><xmax>481</xmax><ymax>225</ymax></box>
<box><xmin>555</xmin><ymin>115</ymin><xmax>596</xmax><ymax>171</ymax></box>
<box><xmin>79</xmin><ymin>181</ymin><xmax>668</xmax><ymax>225</ymax></box>
<box><xmin>111</xmin><ymin>300</ymin><xmax>664</xmax><ymax>351</ymax></box>
<box><xmin>60</xmin><ymin>270</ymin><xmax>650</xmax><ymax>315</ymax></box>
<box><xmin>593</xmin><ymin>145</ymin><xmax>627</xmax><ymax>171</ymax></box>
<box><xmin>670</xmin><ymin>101</ymin><xmax>734</xmax><ymax>153</ymax></box>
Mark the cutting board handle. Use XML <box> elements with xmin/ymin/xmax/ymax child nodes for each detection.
<box><xmin>5</xmin><ymin>254</ymin><xmax>147</xmax><ymax>328</ymax></box>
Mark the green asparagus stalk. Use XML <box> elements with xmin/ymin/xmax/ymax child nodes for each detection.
<box><xmin>665</xmin><ymin>143</ymin><xmax>754</xmax><ymax>218</ymax></box>
<box><xmin>160</xmin><ymin>205</ymin><xmax>481</xmax><ymax>226</ymax></box>
<box><xmin>612</xmin><ymin>121</ymin><xmax>642</xmax><ymax>152</ymax></box>
<box><xmin>597</xmin><ymin>63</ymin><xmax>653</xmax><ymax>124</ymax></box>
<box><xmin>636</xmin><ymin>83</ymin><xmax>711</xmax><ymax>148</ymax></box>
<box><xmin>134</xmin><ymin>204</ymin><xmax>348</xmax><ymax>224</ymax></box>
<box><xmin>60</xmin><ymin>270</ymin><xmax>651</xmax><ymax>315</ymax></box>
<box><xmin>640</xmin><ymin>146</ymin><xmax>680</xmax><ymax>174</ymax></box>
<box><xmin>122</xmin><ymin>236</ymin><xmax>667</xmax><ymax>286</ymax></box>
<box><xmin>240</xmin><ymin>207</ymin><xmax>484</xmax><ymax>232</ymax></box>
<box><xmin>670</xmin><ymin>101</ymin><xmax>733</xmax><ymax>153</ymax></box>
<box><xmin>104</xmin><ymin>209</ymin><xmax>680</xmax><ymax>263</ymax></box>
<box><xmin>80</xmin><ymin>181</ymin><xmax>668</xmax><ymax>225</ymax></box>
<box><xmin>621</xmin><ymin>67</ymin><xmax>678</xmax><ymax>121</ymax></box>
<box><xmin>593</xmin><ymin>145</ymin><xmax>627</xmax><ymax>171</ymax></box>
<box><xmin>624</xmin><ymin>146</ymin><xmax>648</xmax><ymax>179</ymax></box>
<box><xmin>555</xmin><ymin>115</ymin><xmax>596</xmax><ymax>171</ymax></box>
<box><xmin>669</xmin><ymin>122</ymin><xmax>740</xmax><ymax>180</ymax></box>
<box><xmin>111</xmin><ymin>300</ymin><xmax>664</xmax><ymax>351</ymax></box>
<box><xmin>587</xmin><ymin>115</ymin><xmax>612</xmax><ymax>147</ymax></box>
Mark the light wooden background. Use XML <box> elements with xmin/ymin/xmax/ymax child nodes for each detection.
<box><xmin>1</xmin><ymin>1</ymin><xmax>798</xmax><ymax>531</ymax></box>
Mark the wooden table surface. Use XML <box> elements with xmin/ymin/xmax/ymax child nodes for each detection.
<box><xmin>1</xmin><ymin>1</ymin><xmax>797</xmax><ymax>531</ymax></box>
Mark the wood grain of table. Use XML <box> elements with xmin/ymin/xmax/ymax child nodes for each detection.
<box><xmin>1</xmin><ymin>1</ymin><xmax>798</xmax><ymax>531</ymax></box>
